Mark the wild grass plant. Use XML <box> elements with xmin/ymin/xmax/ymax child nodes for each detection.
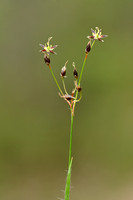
<box><xmin>39</xmin><ymin>27</ymin><xmax>108</xmax><ymax>200</ymax></box>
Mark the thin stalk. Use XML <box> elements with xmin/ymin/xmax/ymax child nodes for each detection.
<box><xmin>72</xmin><ymin>40</ymin><xmax>95</xmax><ymax>114</ymax></box>
<box><xmin>79</xmin><ymin>40</ymin><xmax>95</xmax><ymax>85</ymax></box>
<box><xmin>68</xmin><ymin>109</ymin><xmax>74</xmax><ymax>166</ymax></box>
<box><xmin>49</xmin><ymin>65</ymin><xmax>64</xmax><ymax>96</ymax></box>
<box><xmin>62</xmin><ymin>78</ymin><xmax>68</xmax><ymax>94</ymax></box>
<box><xmin>78</xmin><ymin>53</ymin><xmax>88</xmax><ymax>85</ymax></box>
<box><xmin>72</xmin><ymin>54</ymin><xmax>87</xmax><ymax>114</ymax></box>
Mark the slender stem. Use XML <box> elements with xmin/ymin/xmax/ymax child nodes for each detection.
<box><xmin>91</xmin><ymin>39</ymin><xmax>95</xmax><ymax>48</ymax></box>
<box><xmin>78</xmin><ymin>53</ymin><xmax>88</xmax><ymax>85</ymax></box>
<box><xmin>65</xmin><ymin>40</ymin><xmax>96</xmax><ymax>200</ymax></box>
<box><xmin>78</xmin><ymin>40</ymin><xmax>95</xmax><ymax>85</ymax></box>
<box><xmin>68</xmin><ymin>109</ymin><xmax>74</xmax><ymax>166</ymax></box>
<box><xmin>72</xmin><ymin>55</ymin><xmax>87</xmax><ymax>114</ymax></box>
<box><xmin>74</xmin><ymin>91</ymin><xmax>82</xmax><ymax>102</ymax></box>
<box><xmin>72</xmin><ymin>40</ymin><xmax>95</xmax><ymax>114</ymax></box>
<box><xmin>62</xmin><ymin>78</ymin><xmax>68</xmax><ymax>94</ymax></box>
<box><xmin>49</xmin><ymin>65</ymin><xmax>64</xmax><ymax>96</ymax></box>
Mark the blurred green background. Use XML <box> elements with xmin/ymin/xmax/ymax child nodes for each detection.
<box><xmin>0</xmin><ymin>0</ymin><xmax>133</xmax><ymax>199</ymax></box>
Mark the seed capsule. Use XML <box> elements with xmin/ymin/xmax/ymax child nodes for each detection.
<box><xmin>73</xmin><ymin>68</ymin><xmax>78</xmax><ymax>78</ymax></box>
<box><xmin>85</xmin><ymin>41</ymin><xmax>91</xmax><ymax>53</ymax></box>
<box><xmin>64</xmin><ymin>94</ymin><xmax>74</xmax><ymax>101</ymax></box>
<box><xmin>60</xmin><ymin>66</ymin><xmax>66</xmax><ymax>77</ymax></box>
<box><xmin>76</xmin><ymin>85</ymin><xmax>82</xmax><ymax>92</ymax></box>
<box><xmin>44</xmin><ymin>54</ymin><xmax>50</xmax><ymax>65</ymax></box>
<box><xmin>72</xmin><ymin>62</ymin><xmax>78</xmax><ymax>79</ymax></box>
<box><xmin>60</xmin><ymin>61</ymin><xmax>68</xmax><ymax>78</ymax></box>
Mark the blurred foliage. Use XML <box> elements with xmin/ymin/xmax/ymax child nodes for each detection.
<box><xmin>0</xmin><ymin>0</ymin><xmax>133</xmax><ymax>199</ymax></box>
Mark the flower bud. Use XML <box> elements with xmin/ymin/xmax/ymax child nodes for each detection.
<box><xmin>72</xmin><ymin>62</ymin><xmax>78</xmax><ymax>79</ymax></box>
<box><xmin>44</xmin><ymin>54</ymin><xmax>50</xmax><ymax>65</ymax></box>
<box><xmin>60</xmin><ymin>61</ymin><xmax>68</xmax><ymax>78</ymax></box>
<box><xmin>60</xmin><ymin>66</ymin><xmax>66</xmax><ymax>77</ymax></box>
<box><xmin>85</xmin><ymin>41</ymin><xmax>91</xmax><ymax>53</ymax></box>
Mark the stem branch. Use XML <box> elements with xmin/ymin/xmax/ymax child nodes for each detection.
<box><xmin>62</xmin><ymin>78</ymin><xmax>68</xmax><ymax>94</ymax></box>
<box><xmin>72</xmin><ymin>40</ymin><xmax>95</xmax><ymax>115</ymax></box>
<box><xmin>49</xmin><ymin>65</ymin><xmax>64</xmax><ymax>96</ymax></box>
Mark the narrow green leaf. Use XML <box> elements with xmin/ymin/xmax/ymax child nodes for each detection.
<box><xmin>64</xmin><ymin>157</ymin><xmax>73</xmax><ymax>200</ymax></box>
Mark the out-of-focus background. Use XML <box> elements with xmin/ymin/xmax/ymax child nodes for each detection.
<box><xmin>0</xmin><ymin>0</ymin><xmax>133</xmax><ymax>199</ymax></box>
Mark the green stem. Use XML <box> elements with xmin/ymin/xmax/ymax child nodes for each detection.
<box><xmin>72</xmin><ymin>55</ymin><xmax>87</xmax><ymax>113</ymax></box>
<box><xmin>79</xmin><ymin>40</ymin><xmax>95</xmax><ymax>85</ymax></box>
<box><xmin>49</xmin><ymin>65</ymin><xmax>64</xmax><ymax>96</ymax></box>
<box><xmin>91</xmin><ymin>39</ymin><xmax>95</xmax><ymax>48</ymax></box>
<box><xmin>68</xmin><ymin>109</ymin><xmax>74</xmax><ymax>166</ymax></box>
<box><xmin>72</xmin><ymin>40</ymin><xmax>95</xmax><ymax>114</ymax></box>
<box><xmin>65</xmin><ymin>40</ymin><xmax>95</xmax><ymax>200</ymax></box>
<box><xmin>62</xmin><ymin>78</ymin><xmax>68</xmax><ymax>94</ymax></box>
<box><xmin>78</xmin><ymin>54</ymin><xmax>88</xmax><ymax>85</ymax></box>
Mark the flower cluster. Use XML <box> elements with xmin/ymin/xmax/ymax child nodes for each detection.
<box><xmin>59</xmin><ymin>61</ymin><xmax>82</xmax><ymax>108</ymax></box>
<box><xmin>39</xmin><ymin>37</ymin><xmax>57</xmax><ymax>65</ymax></box>
<box><xmin>39</xmin><ymin>27</ymin><xmax>108</xmax><ymax>112</ymax></box>
<box><xmin>85</xmin><ymin>27</ymin><xmax>108</xmax><ymax>54</ymax></box>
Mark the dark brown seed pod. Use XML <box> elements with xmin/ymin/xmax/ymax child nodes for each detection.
<box><xmin>73</xmin><ymin>68</ymin><xmax>78</xmax><ymax>78</ymax></box>
<box><xmin>85</xmin><ymin>41</ymin><xmax>91</xmax><ymax>53</ymax></box>
<box><xmin>44</xmin><ymin>54</ymin><xmax>50</xmax><ymax>65</ymax></box>
<box><xmin>76</xmin><ymin>86</ymin><xmax>82</xmax><ymax>92</ymax></box>
<box><xmin>64</xmin><ymin>94</ymin><xmax>74</xmax><ymax>101</ymax></box>
<box><xmin>72</xmin><ymin>62</ymin><xmax>78</xmax><ymax>79</ymax></box>
<box><xmin>60</xmin><ymin>61</ymin><xmax>68</xmax><ymax>77</ymax></box>
<box><xmin>60</xmin><ymin>66</ymin><xmax>66</xmax><ymax>77</ymax></box>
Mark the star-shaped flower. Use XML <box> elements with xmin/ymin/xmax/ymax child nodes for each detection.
<box><xmin>87</xmin><ymin>27</ymin><xmax>108</xmax><ymax>42</ymax></box>
<box><xmin>39</xmin><ymin>37</ymin><xmax>58</xmax><ymax>55</ymax></box>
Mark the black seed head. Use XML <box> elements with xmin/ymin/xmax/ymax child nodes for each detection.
<box><xmin>85</xmin><ymin>41</ymin><xmax>91</xmax><ymax>53</ymax></box>
<box><xmin>72</xmin><ymin>62</ymin><xmax>78</xmax><ymax>79</ymax></box>
<box><xmin>44</xmin><ymin>54</ymin><xmax>50</xmax><ymax>65</ymax></box>
<box><xmin>73</xmin><ymin>68</ymin><xmax>78</xmax><ymax>79</ymax></box>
